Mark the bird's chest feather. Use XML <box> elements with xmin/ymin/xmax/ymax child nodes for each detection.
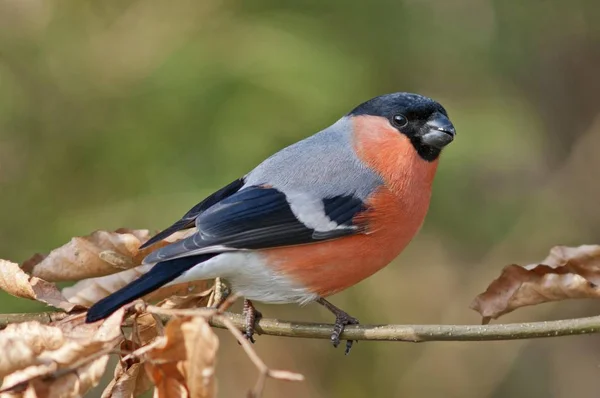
<box><xmin>264</xmin><ymin>117</ymin><xmax>438</xmax><ymax>297</ymax></box>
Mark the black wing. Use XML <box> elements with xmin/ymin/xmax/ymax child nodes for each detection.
<box><xmin>139</xmin><ymin>177</ymin><xmax>245</xmax><ymax>249</ymax></box>
<box><xmin>143</xmin><ymin>186</ymin><xmax>367</xmax><ymax>264</ymax></box>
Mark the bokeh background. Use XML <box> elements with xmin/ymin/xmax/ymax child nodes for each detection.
<box><xmin>1</xmin><ymin>0</ymin><xmax>600</xmax><ymax>397</ymax></box>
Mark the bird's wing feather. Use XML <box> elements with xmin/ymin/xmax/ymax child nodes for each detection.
<box><xmin>143</xmin><ymin>185</ymin><xmax>368</xmax><ymax>264</ymax></box>
<box><xmin>139</xmin><ymin>177</ymin><xmax>245</xmax><ymax>249</ymax></box>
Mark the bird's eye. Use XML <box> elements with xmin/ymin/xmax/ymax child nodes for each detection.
<box><xmin>391</xmin><ymin>114</ymin><xmax>408</xmax><ymax>128</ymax></box>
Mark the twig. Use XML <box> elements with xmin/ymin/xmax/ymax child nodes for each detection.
<box><xmin>1</xmin><ymin>311</ymin><xmax>600</xmax><ymax>342</ymax></box>
<box><xmin>0</xmin><ymin>311</ymin><xmax>69</xmax><ymax>328</ymax></box>
<box><xmin>214</xmin><ymin>314</ymin><xmax>303</xmax><ymax>398</ymax></box>
<box><xmin>208</xmin><ymin>313</ymin><xmax>600</xmax><ymax>342</ymax></box>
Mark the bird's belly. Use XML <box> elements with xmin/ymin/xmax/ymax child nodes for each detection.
<box><xmin>262</xmin><ymin>234</ymin><xmax>405</xmax><ymax>297</ymax></box>
<box><xmin>175</xmin><ymin>251</ymin><xmax>319</xmax><ymax>304</ymax></box>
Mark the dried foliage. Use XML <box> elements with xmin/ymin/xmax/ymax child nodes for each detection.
<box><xmin>139</xmin><ymin>316</ymin><xmax>218</xmax><ymax>398</ymax></box>
<box><xmin>22</xmin><ymin>229</ymin><xmax>195</xmax><ymax>283</ymax></box>
<box><xmin>472</xmin><ymin>245</ymin><xmax>600</xmax><ymax>322</ymax></box>
<box><xmin>0</xmin><ymin>309</ymin><xmax>124</xmax><ymax>397</ymax></box>
<box><xmin>0</xmin><ymin>229</ymin><xmax>303</xmax><ymax>397</ymax></box>
<box><xmin>1</xmin><ymin>228</ymin><xmax>597</xmax><ymax>396</ymax></box>
<box><xmin>21</xmin><ymin>230</ymin><xmax>152</xmax><ymax>282</ymax></box>
<box><xmin>0</xmin><ymin>260</ymin><xmax>81</xmax><ymax>312</ymax></box>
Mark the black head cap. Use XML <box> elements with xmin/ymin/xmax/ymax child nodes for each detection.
<box><xmin>349</xmin><ymin>92</ymin><xmax>456</xmax><ymax>161</ymax></box>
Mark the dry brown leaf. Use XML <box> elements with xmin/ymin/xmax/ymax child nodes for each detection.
<box><xmin>0</xmin><ymin>309</ymin><xmax>125</xmax><ymax>397</ymax></box>
<box><xmin>0</xmin><ymin>260</ymin><xmax>79</xmax><ymax>312</ymax></box>
<box><xmin>181</xmin><ymin>318</ymin><xmax>218</xmax><ymax>398</ymax></box>
<box><xmin>156</xmin><ymin>288</ymin><xmax>213</xmax><ymax>310</ymax></box>
<box><xmin>62</xmin><ymin>265</ymin><xmax>153</xmax><ymax>307</ymax></box>
<box><xmin>51</xmin><ymin>313</ymin><xmax>102</xmax><ymax>343</ymax></box>
<box><xmin>21</xmin><ymin>229</ymin><xmax>152</xmax><ymax>282</ymax></box>
<box><xmin>145</xmin><ymin>362</ymin><xmax>188</xmax><ymax>398</ymax></box>
<box><xmin>471</xmin><ymin>245</ymin><xmax>600</xmax><ymax>322</ymax></box>
<box><xmin>101</xmin><ymin>334</ymin><xmax>154</xmax><ymax>398</ymax></box>
<box><xmin>0</xmin><ymin>322</ymin><xmax>64</xmax><ymax>379</ymax></box>
<box><xmin>140</xmin><ymin>316</ymin><xmax>218</xmax><ymax>398</ymax></box>
<box><xmin>17</xmin><ymin>354</ymin><xmax>109</xmax><ymax>398</ymax></box>
<box><xmin>22</xmin><ymin>228</ymin><xmax>196</xmax><ymax>283</ymax></box>
<box><xmin>102</xmin><ymin>361</ymin><xmax>152</xmax><ymax>398</ymax></box>
<box><xmin>144</xmin><ymin>280</ymin><xmax>213</xmax><ymax>304</ymax></box>
<box><xmin>132</xmin><ymin>313</ymin><xmax>161</xmax><ymax>347</ymax></box>
<box><xmin>63</xmin><ymin>266</ymin><xmax>211</xmax><ymax>308</ymax></box>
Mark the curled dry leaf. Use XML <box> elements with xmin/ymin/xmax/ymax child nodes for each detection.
<box><xmin>0</xmin><ymin>309</ymin><xmax>125</xmax><ymax>397</ymax></box>
<box><xmin>21</xmin><ymin>229</ymin><xmax>152</xmax><ymax>282</ymax></box>
<box><xmin>62</xmin><ymin>265</ymin><xmax>153</xmax><ymax>307</ymax></box>
<box><xmin>144</xmin><ymin>280</ymin><xmax>213</xmax><ymax>304</ymax></box>
<box><xmin>102</xmin><ymin>339</ymin><xmax>153</xmax><ymax>398</ymax></box>
<box><xmin>139</xmin><ymin>316</ymin><xmax>219</xmax><ymax>398</ymax></box>
<box><xmin>0</xmin><ymin>322</ymin><xmax>64</xmax><ymax>379</ymax></box>
<box><xmin>22</xmin><ymin>228</ymin><xmax>197</xmax><ymax>283</ymax></box>
<box><xmin>131</xmin><ymin>313</ymin><xmax>162</xmax><ymax>347</ymax></box>
<box><xmin>181</xmin><ymin>317</ymin><xmax>219</xmax><ymax>398</ymax></box>
<box><xmin>102</xmin><ymin>362</ymin><xmax>151</xmax><ymax>398</ymax></box>
<box><xmin>63</xmin><ymin>266</ymin><xmax>211</xmax><ymax>308</ymax></box>
<box><xmin>157</xmin><ymin>287</ymin><xmax>213</xmax><ymax>310</ymax></box>
<box><xmin>17</xmin><ymin>349</ymin><xmax>110</xmax><ymax>398</ymax></box>
<box><xmin>0</xmin><ymin>260</ymin><xmax>79</xmax><ymax>312</ymax></box>
<box><xmin>471</xmin><ymin>245</ymin><xmax>600</xmax><ymax>322</ymax></box>
<box><xmin>102</xmin><ymin>314</ymin><xmax>161</xmax><ymax>398</ymax></box>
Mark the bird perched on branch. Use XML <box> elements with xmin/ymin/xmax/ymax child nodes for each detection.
<box><xmin>86</xmin><ymin>92</ymin><xmax>456</xmax><ymax>354</ymax></box>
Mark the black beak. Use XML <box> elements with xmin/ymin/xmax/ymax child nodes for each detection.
<box><xmin>421</xmin><ymin>112</ymin><xmax>456</xmax><ymax>149</ymax></box>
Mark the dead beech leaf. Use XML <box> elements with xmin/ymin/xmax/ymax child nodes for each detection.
<box><xmin>145</xmin><ymin>280</ymin><xmax>213</xmax><ymax>304</ymax></box>
<box><xmin>0</xmin><ymin>260</ymin><xmax>79</xmax><ymax>312</ymax></box>
<box><xmin>102</xmin><ymin>337</ymin><xmax>154</xmax><ymax>398</ymax></box>
<box><xmin>63</xmin><ymin>266</ymin><xmax>211</xmax><ymax>308</ymax></box>
<box><xmin>181</xmin><ymin>317</ymin><xmax>218</xmax><ymax>398</ymax></box>
<box><xmin>102</xmin><ymin>362</ymin><xmax>151</xmax><ymax>398</ymax></box>
<box><xmin>21</xmin><ymin>229</ymin><xmax>152</xmax><ymax>282</ymax></box>
<box><xmin>156</xmin><ymin>287</ymin><xmax>213</xmax><ymax>310</ymax></box>
<box><xmin>145</xmin><ymin>362</ymin><xmax>188</xmax><ymax>398</ymax></box>
<box><xmin>62</xmin><ymin>265</ymin><xmax>153</xmax><ymax>307</ymax></box>
<box><xmin>140</xmin><ymin>316</ymin><xmax>218</xmax><ymax>398</ymax></box>
<box><xmin>0</xmin><ymin>309</ymin><xmax>125</xmax><ymax>397</ymax></box>
<box><xmin>0</xmin><ymin>322</ymin><xmax>64</xmax><ymax>379</ymax></box>
<box><xmin>471</xmin><ymin>245</ymin><xmax>600</xmax><ymax>322</ymax></box>
<box><xmin>132</xmin><ymin>313</ymin><xmax>161</xmax><ymax>347</ymax></box>
<box><xmin>16</xmin><ymin>353</ymin><xmax>109</xmax><ymax>398</ymax></box>
<box><xmin>23</xmin><ymin>228</ymin><xmax>197</xmax><ymax>283</ymax></box>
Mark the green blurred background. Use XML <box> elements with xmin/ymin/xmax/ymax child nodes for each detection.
<box><xmin>1</xmin><ymin>0</ymin><xmax>599</xmax><ymax>396</ymax></box>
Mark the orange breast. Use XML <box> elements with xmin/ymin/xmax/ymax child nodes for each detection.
<box><xmin>262</xmin><ymin>115</ymin><xmax>440</xmax><ymax>297</ymax></box>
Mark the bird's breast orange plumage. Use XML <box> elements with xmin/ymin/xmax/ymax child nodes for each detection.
<box><xmin>262</xmin><ymin>115</ymin><xmax>439</xmax><ymax>297</ymax></box>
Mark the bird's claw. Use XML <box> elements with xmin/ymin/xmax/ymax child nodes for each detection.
<box><xmin>242</xmin><ymin>299</ymin><xmax>262</xmax><ymax>344</ymax></box>
<box><xmin>331</xmin><ymin>312</ymin><xmax>359</xmax><ymax>355</ymax></box>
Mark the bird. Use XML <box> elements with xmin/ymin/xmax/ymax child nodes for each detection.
<box><xmin>85</xmin><ymin>92</ymin><xmax>456</xmax><ymax>354</ymax></box>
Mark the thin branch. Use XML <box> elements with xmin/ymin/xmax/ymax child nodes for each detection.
<box><xmin>208</xmin><ymin>313</ymin><xmax>600</xmax><ymax>342</ymax></box>
<box><xmin>1</xmin><ymin>311</ymin><xmax>600</xmax><ymax>342</ymax></box>
<box><xmin>215</xmin><ymin>314</ymin><xmax>303</xmax><ymax>397</ymax></box>
<box><xmin>218</xmin><ymin>315</ymin><xmax>268</xmax><ymax>397</ymax></box>
<box><xmin>0</xmin><ymin>311</ymin><xmax>69</xmax><ymax>328</ymax></box>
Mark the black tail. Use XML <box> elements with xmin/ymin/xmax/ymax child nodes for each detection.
<box><xmin>85</xmin><ymin>253</ymin><xmax>217</xmax><ymax>323</ymax></box>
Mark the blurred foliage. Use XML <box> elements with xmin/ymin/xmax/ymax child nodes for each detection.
<box><xmin>0</xmin><ymin>0</ymin><xmax>599</xmax><ymax>397</ymax></box>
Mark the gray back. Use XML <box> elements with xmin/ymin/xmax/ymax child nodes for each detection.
<box><xmin>244</xmin><ymin>117</ymin><xmax>384</xmax><ymax>200</ymax></box>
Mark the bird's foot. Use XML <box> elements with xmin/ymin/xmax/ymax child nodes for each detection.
<box><xmin>242</xmin><ymin>299</ymin><xmax>262</xmax><ymax>343</ymax></box>
<box><xmin>317</xmin><ymin>298</ymin><xmax>359</xmax><ymax>355</ymax></box>
<box><xmin>207</xmin><ymin>277</ymin><xmax>231</xmax><ymax>309</ymax></box>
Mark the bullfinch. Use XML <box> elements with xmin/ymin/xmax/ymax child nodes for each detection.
<box><xmin>85</xmin><ymin>92</ymin><xmax>456</xmax><ymax>353</ymax></box>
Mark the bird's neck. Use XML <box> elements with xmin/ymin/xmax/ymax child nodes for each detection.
<box><xmin>352</xmin><ymin>116</ymin><xmax>440</xmax><ymax>197</ymax></box>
